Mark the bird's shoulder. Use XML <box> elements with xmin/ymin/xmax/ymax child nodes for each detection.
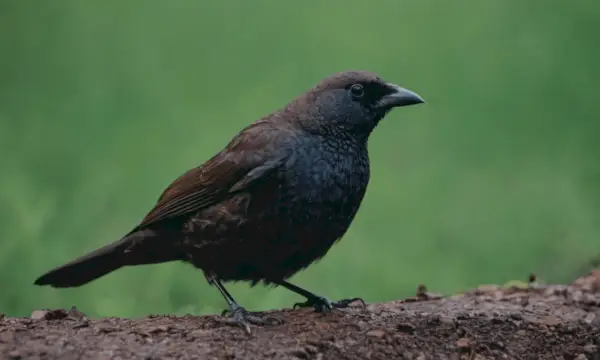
<box><xmin>159</xmin><ymin>119</ymin><xmax>294</xmax><ymax>199</ymax></box>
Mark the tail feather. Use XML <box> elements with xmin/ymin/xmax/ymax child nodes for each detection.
<box><xmin>34</xmin><ymin>227</ymin><xmax>184</xmax><ymax>288</ymax></box>
<box><xmin>34</xmin><ymin>238</ymin><xmax>129</xmax><ymax>288</ymax></box>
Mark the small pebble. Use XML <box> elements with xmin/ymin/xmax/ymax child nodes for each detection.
<box><xmin>456</xmin><ymin>337</ymin><xmax>471</xmax><ymax>350</ymax></box>
<box><xmin>583</xmin><ymin>344</ymin><xmax>597</xmax><ymax>354</ymax></box>
<box><xmin>366</xmin><ymin>329</ymin><xmax>386</xmax><ymax>338</ymax></box>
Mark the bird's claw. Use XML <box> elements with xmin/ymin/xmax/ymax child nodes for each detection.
<box><xmin>219</xmin><ymin>305</ymin><xmax>283</xmax><ymax>334</ymax></box>
<box><xmin>293</xmin><ymin>296</ymin><xmax>366</xmax><ymax>313</ymax></box>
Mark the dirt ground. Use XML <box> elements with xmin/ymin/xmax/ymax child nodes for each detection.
<box><xmin>2</xmin><ymin>272</ymin><xmax>600</xmax><ymax>360</ymax></box>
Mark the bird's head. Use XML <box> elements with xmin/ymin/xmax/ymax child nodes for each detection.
<box><xmin>291</xmin><ymin>71</ymin><xmax>424</xmax><ymax>139</ymax></box>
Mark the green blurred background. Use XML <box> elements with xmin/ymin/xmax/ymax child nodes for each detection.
<box><xmin>1</xmin><ymin>1</ymin><xmax>600</xmax><ymax>318</ymax></box>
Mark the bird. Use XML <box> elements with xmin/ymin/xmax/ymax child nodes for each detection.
<box><xmin>34</xmin><ymin>70</ymin><xmax>424</xmax><ymax>331</ymax></box>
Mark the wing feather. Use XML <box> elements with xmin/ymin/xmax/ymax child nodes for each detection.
<box><xmin>129</xmin><ymin>120</ymin><xmax>289</xmax><ymax>232</ymax></box>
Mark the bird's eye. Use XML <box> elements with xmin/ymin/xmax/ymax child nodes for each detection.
<box><xmin>349</xmin><ymin>84</ymin><xmax>364</xmax><ymax>99</ymax></box>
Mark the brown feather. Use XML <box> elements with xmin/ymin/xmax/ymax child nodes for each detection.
<box><xmin>132</xmin><ymin>119</ymin><xmax>291</xmax><ymax>232</ymax></box>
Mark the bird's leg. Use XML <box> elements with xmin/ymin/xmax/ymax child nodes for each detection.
<box><xmin>276</xmin><ymin>280</ymin><xmax>365</xmax><ymax>313</ymax></box>
<box><xmin>209</xmin><ymin>277</ymin><xmax>283</xmax><ymax>333</ymax></box>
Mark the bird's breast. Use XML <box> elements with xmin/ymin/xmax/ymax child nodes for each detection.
<box><xmin>274</xmin><ymin>140</ymin><xmax>370</xmax><ymax>233</ymax></box>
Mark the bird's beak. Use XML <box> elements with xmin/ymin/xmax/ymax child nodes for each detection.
<box><xmin>377</xmin><ymin>83</ymin><xmax>425</xmax><ymax>109</ymax></box>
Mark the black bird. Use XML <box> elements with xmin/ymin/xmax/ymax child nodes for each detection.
<box><xmin>34</xmin><ymin>70</ymin><xmax>424</xmax><ymax>330</ymax></box>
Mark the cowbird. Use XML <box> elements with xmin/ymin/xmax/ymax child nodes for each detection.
<box><xmin>34</xmin><ymin>70</ymin><xmax>424</xmax><ymax>330</ymax></box>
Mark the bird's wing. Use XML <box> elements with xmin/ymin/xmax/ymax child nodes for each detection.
<box><xmin>131</xmin><ymin>120</ymin><xmax>288</xmax><ymax>232</ymax></box>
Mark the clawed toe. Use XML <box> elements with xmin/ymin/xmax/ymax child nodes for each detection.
<box><xmin>293</xmin><ymin>296</ymin><xmax>365</xmax><ymax>313</ymax></box>
<box><xmin>293</xmin><ymin>297</ymin><xmax>332</xmax><ymax>312</ymax></box>
<box><xmin>264</xmin><ymin>314</ymin><xmax>285</xmax><ymax>325</ymax></box>
<box><xmin>219</xmin><ymin>305</ymin><xmax>283</xmax><ymax>333</ymax></box>
<box><xmin>293</xmin><ymin>300</ymin><xmax>312</xmax><ymax>310</ymax></box>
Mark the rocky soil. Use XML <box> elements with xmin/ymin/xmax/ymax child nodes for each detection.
<box><xmin>2</xmin><ymin>271</ymin><xmax>600</xmax><ymax>360</ymax></box>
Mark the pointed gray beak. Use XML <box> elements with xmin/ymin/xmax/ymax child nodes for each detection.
<box><xmin>376</xmin><ymin>83</ymin><xmax>425</xmax><ymax>109</ymax></box>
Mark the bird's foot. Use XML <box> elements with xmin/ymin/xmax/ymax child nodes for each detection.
<box><xmin>219</xmin><ymin>305</ymin><xmax>283</xmax><ymax>334</ymax></box>
<box><xmin>293</xmin><ymin>296</ymin><xmax>366</xmax><ymax>313</ymax></box>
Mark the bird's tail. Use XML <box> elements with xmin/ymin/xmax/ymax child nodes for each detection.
<box><xmin>34</xmin><ymin>228</ymin><xmax>161</xmax><ymax>288</ymax></box>
<box><xmin>34</xmin><ymin>238</ymin><xmax>130</xmax><ymax>288</ymax></box>
<box><xmin>34</xmin><ymin>227</ymin><xmax>184</xmax><ymax>288</ymax></box>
